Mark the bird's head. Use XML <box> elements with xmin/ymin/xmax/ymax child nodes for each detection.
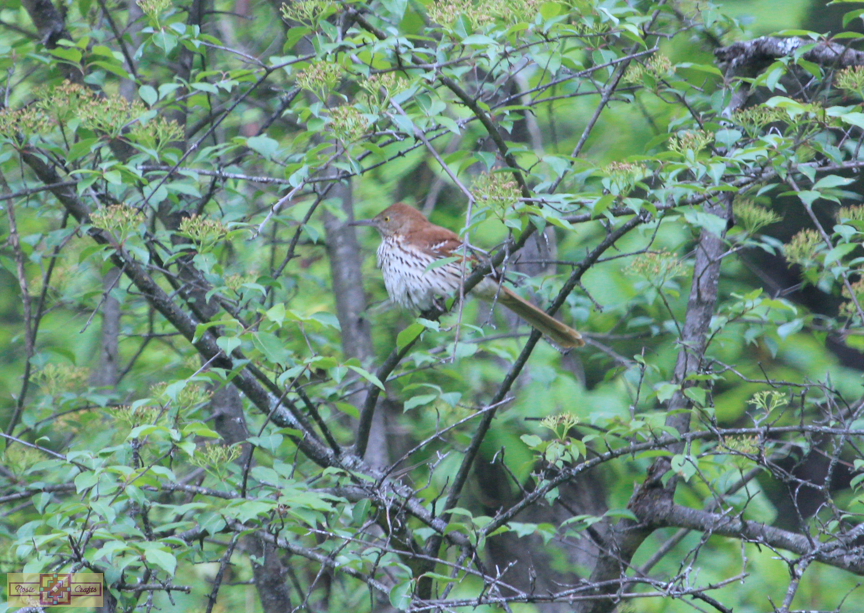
<box><xmin>350</xmin><ymin>202</ymin><xmax>427</xmax><ymax>238</ymax></box>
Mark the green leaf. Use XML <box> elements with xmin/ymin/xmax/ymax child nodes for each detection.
<box><xmin>144</xmin><ymin>547</ymin><xmax>177</xmax><ymax>575</ymax></box>
<box><xmin>843</xmin><ymin>8</ymin><xmax>864</xmax><ymax>27</ymax></box>
<box><xmin>310</xmin><ymin>311</ymin><xmax>340</xmax><ymax>329</ymax></box>
<box><xmin>540</xmin><ymin>1</ymin><xmax>564</xmax><ymax>18</ymax></box>
<box><xmin>49</xmin><ymin>47</ymin><xmax>82</xmax><ymax>63</ymax></box>
<box><xmin>389</xmin><ymin>579</ymin><xmax>414</xmax><ymax>610</ymax></box>
<box><xmin>714</xmin><ymin>128</ymin><xmax>741</xmax><ymax>148</ymax></box>
<box><xmin>67</xmin><ymin>138</ymin><xmax>99</xmax><ymax>162</ymax></box>
<box><xmin>266</xmin><ymin>303</ymin><xmax>286</xmax><ymax>326</ymax></box>
<box><xmin>216</xmin><ymin>335</ymin><xmax>241</xmax><ymax>356</ymax></box>
<box><xmin>683</xmin><ymin>211</ymin><xmax>728</xmax><ymax>237</ymax></box>
<box><xmin>604</xmin><ymin>508</ymin><xmax>638</xmax><ymax>520</ymax></box>
<box><xmin>670</xmin><ymin>454</ymin><xmax>697</xmax><ymax>482</ymax></box>
<box><xmin>840</xmin><ymin>112</ymin><xmax>864</xmax><ymax>130</ymax></box>
<box><xmin>461</xmin><ymin>34</ymin><xmax>497</xmax><ymax>46</ymax></box>
<box><xmin>252</xmin><ymin>331</ymin><xmax>292</xmax><ymax>366</ymax></box>
<box><xmin>283</xmin><ymin>26</ymin><xmax>312</xmax><ymax>50</ymax></box>
<box><xmin>248</xmin><ymin>434</ymin><xmax>284</xmax><ymax>453</ymax></box>
<box><xmin>404</xmin><ymin>394</ymin><xmax>437</xmax><ymax>410</ymax></box>
<box><xmin>678</xmin><ymin>62</ymin><xmax>722</xmax><ymax>76</ymax></box>
<box><xmin>191</xmin><ymin>82</ymin><xmax>219</xmax><ymax>94</ymax></box>
<box><xmin>153</xmin><ymin>31</ymin><xmax>178</xmax><ymax>54</ymax></box>
<box><xmin>777</xmin><ymin>319</ymin><xmax>803</xmax><ymax>339</ymax></box>
<box><xmin>824</xmin><ymin>243</ymin><xmax>855</xmax><ymax>265</ymax></box>
<box><xmin>128</xmin><ymin>424</ymin><xmax>169</xmax><ymax>439</ymax></box>
<box><xmin>419</xmin><ymin>572</ymin><xmax>457</xmax><ymax>583</ymax></box>
<box><xmin>139</xmin><ymin>84</ymin><xmax>158</xmax><ymax>106</ymax></box>
<box><xmin>74</xmin><ymin>471</ymin><xmax>99</xmax><ymax>493</ymax></box>
<box><xmin>655</xmin><ymin>383</ymin><xmax>680</xmax><ymax>403</ymax></box>
<box><xmin>246</xmin><ymin>135</ymin><xmax>280</xmax><ymax>160</ymax></box>
<box><xmin>796</xmin><ymin>190</ymin><xmax>821</xmax><ymax>206</ymax></box>
<box><xmin>182</xmin><ymin>422</ymin><xmax>221</xmax><ymax>438</ymax></box>
<box><xmin>225</xmin><ymin>499</ymin><xmax>276</xmax><ymax>522</ymax></box>
<box><xmin>416</xmin><ymin>318</ymin><xmax>440</xmax><ymax>331</ymax></box>
<box><xmin>397</xmin><ymin>322</ymin><xmax>424</xmax><ymax>350</ymax></box>
<box><xmin>347</xmin><ymin>365</ymin><xmax>385</xmax><ymax>390</ymax></box>
<box><xmin>437</xmin><ymin>116</ymin><xmax>461</xmax><ymax>134</ymax></box>
<box><xmin>683</xmin><ymin>387</ymin><xmax>707</xmax><ymax>406</ymax></box>
<box><xmin>591</xmin><ymin>194</ymin><xmax>614</xmax><ymax>215</ymax></box>
<box><xmin>765</xmin><ymin>96</ymin><xmax>807</xmax><ymax>113</ymax></box>
<box><xmin>813</xmin><ymin>175</ymin><xmax>853</xmax><ymax>190</ymax></box>
<box><xmin>333</xmin><ymin>402</ymin><xmax>359</xmax><ymax>419</ymax></box>
<box><xmin>424</xmin><ymin>256</ymin><xmax>459</xmax><ymax>273</ymax></box>
<box><xmin>520</xmin><ymin>434</ymin><xmax>543</xmax><ymax>448</ymax></box>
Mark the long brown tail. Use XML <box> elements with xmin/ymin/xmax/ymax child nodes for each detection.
<box><xmin>497</xmin><ymin>287</ymin><xmax>584</xmax><ymax>348</ymax></box>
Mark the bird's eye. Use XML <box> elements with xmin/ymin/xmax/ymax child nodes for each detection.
<box><xmin>384</xmin><ymin>216</ymin><xmax>390</xmax><ymax>222</ymax></box>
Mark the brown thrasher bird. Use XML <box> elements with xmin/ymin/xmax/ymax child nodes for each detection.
<box><xmin>352</xmin><ymin>203</ymin><xmax>584</xmax><ymax>348</ymax></box>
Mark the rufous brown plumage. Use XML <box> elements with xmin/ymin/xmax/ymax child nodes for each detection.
<box><xmin>353</xmin><ymin>203</ymin><xmax>584</xmax><ymax>349</ymax></box>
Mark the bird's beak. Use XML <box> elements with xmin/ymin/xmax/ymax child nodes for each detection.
<box><xmin>348</xmin><ymin>219</ymin><xmax>375</xmax><ymax>227</ymax></box>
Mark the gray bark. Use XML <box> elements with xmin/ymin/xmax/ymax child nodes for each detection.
<box><xmin>716</xmin><ymin>36</ymin><xmax>864</xmax><ymax>74</ymax></box>
<box><xmin>631</xmin><ymin>487</ymin><xmax>864</xmax><ymax>574</ymax></box>
<box><xmin>322</xmin><ymin>179</ymin><xmax>391</xmax><ymax>468</ymax></box>
<box><xmin>92</xmin><ymin>267</ymin><xmax>121</xmax><ymax>388</ymax></box>
<box><xmin>117</xmin><ymin>0</ymin><xmax>144</xmax><ymax>102</ymax></box>
<box><xmin>323</xmin><ymin>181</ymin><xmax>374</xmax><ymax>363</ymax></box>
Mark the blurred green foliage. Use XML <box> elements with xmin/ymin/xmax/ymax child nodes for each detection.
<box><xmin>2</xmin><ymin>0</ymin><xmax>864</xmax><ymax>611</ymax></box>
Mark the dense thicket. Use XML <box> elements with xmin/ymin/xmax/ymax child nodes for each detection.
<box><xmin>3</xmin><ymin>0</ymin><xmax>864</xmax><ymax>612</ymax></box>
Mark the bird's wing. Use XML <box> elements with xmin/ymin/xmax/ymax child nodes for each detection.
<box><xmin>411</xmin><ymin>226</ymin><xmax>464</xmax><ymax>259</ymax></box>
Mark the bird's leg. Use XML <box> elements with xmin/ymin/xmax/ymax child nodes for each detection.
<box><xmin>432</xmin><ymin>296</ymin><xmax>447</xmax><ymax>312</ymax></box>
<box><xmin>418</xmin><ymin>302</ymin><xmax>443</xmax><ymax>319</ymax></box>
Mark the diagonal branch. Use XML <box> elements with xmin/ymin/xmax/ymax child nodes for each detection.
<box><xmin>632</xmin><ymin>493</ymin><xmax>864</xmax><ymax>575</ymax></box>
<box><xmin>715</xmin><ymin>36</ymin><xmax>864</xmax><ymax>75</ymax></box>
